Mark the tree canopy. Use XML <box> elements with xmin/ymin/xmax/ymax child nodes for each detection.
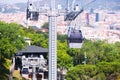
<box><xmin>0</xmin><ymin>22</ymin><xmax>26</xmax><ymax>59</ymax></box>
<box><xmin>0</xmin><ymin>21</ymin><xmax>27</xmax><ymax>79</ymax></box>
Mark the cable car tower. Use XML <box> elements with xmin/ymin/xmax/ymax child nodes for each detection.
<box><xmin>26</xmin><ymin>0</ymin><xmax>96</xmax><ymax>79</ymax></box>
<box><xmin>26</xmin><ymin>0</ymin><xmax>57</xmax><ymax>79</ymax></box>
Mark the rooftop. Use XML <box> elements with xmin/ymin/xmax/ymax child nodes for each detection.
<box><xmin>16</xmin><ymin>45</ymin><xmax>48</xmax><ymax>56</ymax></box>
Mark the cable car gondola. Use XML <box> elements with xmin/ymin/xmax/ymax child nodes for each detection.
<box><xmin>64</xmin><ymin>4</ymin><xmax>84</xmax><ymax>21</ymax></box>
<box><xmin>64</xmin><ymin>0</ymin><xmax>97</xmax><ymax>21</ymax></box>
<box><xmin>68</xmin><ymin>27</ymin><xmax>83</xmax><ymax>48</ymax></box>
<box><xmin>26</xmin><ymin>3</ymin><xmax>39</xmax><ymax>21</ymax></box>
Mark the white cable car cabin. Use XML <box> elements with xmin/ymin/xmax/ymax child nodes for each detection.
<box><xmin>26</xmin><ymin>3</ymin><xmax>39</xmax><ymax>21</ymax></box>
<box><xmin>68</xmin><ymin>27</ymin><xmax>83</xmax><ymax>48</ymax></box>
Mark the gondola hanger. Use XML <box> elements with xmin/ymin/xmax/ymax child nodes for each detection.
<box><xmin>26</xmin><ymin>0</ymin><xmax>39</xmax><ymax>21</ymax></box>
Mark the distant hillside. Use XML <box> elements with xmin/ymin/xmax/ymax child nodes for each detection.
<box><xmin>15</xmin><ymin>3</ymin><xmax>26</xmax><ymax>12</ymax></box>
<box><xmin>0</xmin><ymin>2</ymin><xmax>28</xmax><ymax>13</ymax></box>
<box><xmin>0</xmin><ymin>1</ymin><xmax>48</xmax><ymax>13</ymax></box>
<box><xmin>0</xmin><ymin>0</ymin><xmax>119</xmax><ymax>13</ymax></box>
<box><xmin>0</xmin><ymin>3</ymin><xmax>26</xmax><ymax>13</ymax></box>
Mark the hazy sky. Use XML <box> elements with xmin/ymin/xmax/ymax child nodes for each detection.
<box><xmin>1</xmin><ymin>0</ymin><xmax>39</xmax><ymax>4</ymax></box>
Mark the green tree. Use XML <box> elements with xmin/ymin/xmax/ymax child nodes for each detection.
<box><xmin>57</xmin><ymin>50</ymin><xmax>73</xmax><ymax>70</ymax></box>
<box><xmin>57</xmin><ymin>41</ymin><xmax>73</xmax><ymax>72</ymax></box>
<box><xmin>66</xmin><ymin>65</ymin><xmax>98</xmax><ymax>80</ymax></box>
<box><xmin>57</xmin><ymin>34</ymin><xmax>67</xmax><ymax>42</ymax></box>
<box><xmin>67</xmin><ymin>48</ymin><xmax>84</xmax><ymax>65</ymax></box>
<box><xmin>0</xmin><ymin>22</ymin><xmax>26</xmax><ymax>59</ymax></box>
<box><xmin>97</xmin><ymin>61</ymin><xmax>120</xmax><ymax>79</ymax></box>
<box><xmin>0</xmin><ymin>21</ymin><xmax>26</xmax><ymax>79</ymax></box>
<box><xmin>42</xmin><ymin>22</ymin><xmax>49</xmax><ymax>29</ymax></box>
<box><xmin>66</xmin><ymin>40</ymin><xmax>120</xmax><ymax>80</ymax></box>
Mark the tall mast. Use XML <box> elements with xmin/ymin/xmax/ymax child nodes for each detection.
<box><xmin>48</xmin><ymin>0</ymin><xmax>57</xmax><ymax>79</ymax></box>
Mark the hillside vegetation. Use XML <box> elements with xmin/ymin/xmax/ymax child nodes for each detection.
<box><xmin>0</xmin><ymin>21</ymin><xmax>120</xmax><ymax>80</ymax></box>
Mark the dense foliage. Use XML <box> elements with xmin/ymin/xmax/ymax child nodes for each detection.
<box><xmin>66</xmin><ymin>40</ymin><xmax>120</xmax><ymax>80</ymax></box>
<box><xmin>0</xmin><ymin>21</ymin><xmax>120</xmax><ymax>80</ymax></box>
<box><xmin>0</xmin><ymin>21</ymin><xmax>26</xmax><ymax>79</ymax></box>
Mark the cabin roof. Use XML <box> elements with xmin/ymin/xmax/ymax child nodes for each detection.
<box><xmin>16</xmin><ymin>45</ymin><xmax>48</xmax><ymax>56</ymax></box>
